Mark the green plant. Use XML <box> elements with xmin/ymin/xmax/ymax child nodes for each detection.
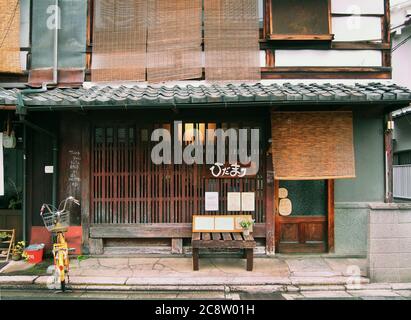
<box><xmin>12</xmin><ymin>241</ymin><xmax>25</xmax><ymax>256</ymax></box>
<box><xmin>7</xmin><ymin>178</ymin><xmax>22</xmax><ymax>210</ymax></box>
<box><xmin>77</xmin><ymin>255</ymin><xmax>89</xmax><ymax>262</ymax></box>
<box><xmin>239</xmin><ymin>219</ymin><xmax>254</xmax><ymax>230</ymax></box>
<box><xmin>0</xmin><ymin>232</ymin><xmax>10</xmax><ymax>241</ymax></box>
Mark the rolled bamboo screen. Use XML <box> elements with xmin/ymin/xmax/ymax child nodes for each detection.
<box><xmin>147</xmin><ymin>0</ymin><xmax>202</xmax><ymax>82</ymax></box>
<box><xmin>204</xmin><ymin>0</ymin><xmax>261</xmax><ymax>81</ymax></box>
<box><xmin>92</xmin><ymin>0</ymin><xmax>147</xmax><ymax>82</ymax></box>
<box><xmin>0</xmin><ymin>0</ymin><xmax>21</xmax><ymax>73</ymax></box>
<box><xmin>271</xmin><ymin>112</ymin><xmax>356</xmax><ymax>180</ymax></box>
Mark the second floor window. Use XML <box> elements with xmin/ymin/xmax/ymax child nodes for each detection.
<box><xmin>267</xmin><ymin>0</ymin><xmax>332</xmax><ymax>41</ymax></box>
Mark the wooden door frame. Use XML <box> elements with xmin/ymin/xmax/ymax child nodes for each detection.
<box><xmin>274</xmin><ymin>179</ymin><xmax>335</xmax><ymax>253</ymax></box>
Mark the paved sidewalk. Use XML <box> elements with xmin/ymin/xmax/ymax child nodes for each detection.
<box><xmin>0</xmin><ymin>256</ymin><xmax>368</xmax><ymax>288</ymax></box>
<box><xmin>1</xmin><ymin>256</ymin><xmax>411</xmax><ymax>299</ymax></box>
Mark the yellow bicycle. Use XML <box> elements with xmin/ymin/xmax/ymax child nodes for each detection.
<box><xmin>40</xmin><ymin>197</ymin><xmax>80</xmax><ymax>292</ymax></box>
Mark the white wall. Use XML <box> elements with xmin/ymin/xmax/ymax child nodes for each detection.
<box><xmin>392</xmin><ymin>27</ymin><xmax>411</xmax><ymax>88</ymax></box>
<box><xmin>275</xmin><ymin>50</ymin><xmax>382</xmax><ymax>67</ymax></box>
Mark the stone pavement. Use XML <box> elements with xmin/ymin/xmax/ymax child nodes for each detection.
<box><xmin>1</xmin><ymin>256</ymin><xmax>411</xmax><ymax>299</ymax></box>
<box><xmin>0</xmin><ymin>256</ymin><xmax>367</xmax><ymax>288</ymax></box>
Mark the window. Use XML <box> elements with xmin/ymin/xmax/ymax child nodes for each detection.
<box><xmin>267</xmin><ymin>0</ymin><xmax>332</xmax><ymax>41</ymax></box>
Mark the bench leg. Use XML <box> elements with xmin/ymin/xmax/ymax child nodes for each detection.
<box><xmin>193</xmin><ymin>248</ymin><xmax>199</xmax><ymax>271</ymax></box>
<box><xmin>246</xmin><ymin>249</ymin><xmax>253</xmax><ymax>271</ymax></box>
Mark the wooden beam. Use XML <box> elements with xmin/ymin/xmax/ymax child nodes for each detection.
<box><xmin>274</xmin><ymin>179</ymin><xmax>280</xmax><ymax>253</ymax></box>
<box><xmin>90</xmin><ymin>223</ymin><xmax>267</xmax><ymax>239</ymax></box>
<box><xmin>327</xmin><ymin>179</ymin><xmax>335</xmax><ymax>253</ymax></box>
<box><xmin>265</xmin><ymin>153</ymin><xmax>275</xmax><ymax>255</ymax></box>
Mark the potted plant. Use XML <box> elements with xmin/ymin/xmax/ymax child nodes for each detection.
<box><xmin>239</xmin><ymin>219</ymin><xmax>254</xmax><ymax>236</ymax></box>
<box><xmin>0</xmin><ymin>231</ymin><xmax>10</xmax><ymax>242</ymax></box>
<box><xmin>11</xmin><ymin>241</ymin><xmax>25</xmax><ymax>261</ymax></box>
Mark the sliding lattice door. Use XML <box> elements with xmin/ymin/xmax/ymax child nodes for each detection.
<box><xmin>91</xmin><ymin>122</ymin><xmax>266</xmax><ymax>225</ymax></box>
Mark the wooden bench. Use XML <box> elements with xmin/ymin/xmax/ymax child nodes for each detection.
<box><xmin>192</xmin><ymin>231</ymin><xmax>256</xmax><ymax>271</ymax></box>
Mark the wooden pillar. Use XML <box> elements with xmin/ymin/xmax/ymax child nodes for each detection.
<box><xmin>265</xmin><ymin>153</ymin><xmax>275</xmax><ymax>255</ymax></box>
<box><xmin>327</xmin><ymin>179</ymin><xmax>335</xmax><ymax>253</ymax></box>
<box><xmin>192</xmin><ymin>248</ymin><xmax>199</xmax><ymax>271</ymax></box>
<box><xmin>171</xmin><ymin>238</ymin><xmax>183</xmax><ymax>254</ymax></box>
<box><xmin>385</xmin><ymin>114</ymin><xmax>394</xmax><ymax>203</ymax></box>
<box><xmin>81</xmin><ymin>119</ymin><xmax>91</xmax><ymax>253</ymax></box>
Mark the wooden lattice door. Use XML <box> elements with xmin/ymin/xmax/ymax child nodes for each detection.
<box><xmin>91</xmin><ymin>122</ymin><xmax>266</xmax><ymax>227</ymax></box>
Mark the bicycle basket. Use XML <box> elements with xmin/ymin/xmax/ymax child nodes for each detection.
<box><xmin>41</xmin><ymin>210</ymin><xmax>70</xmax><ymax>232</ymax></box>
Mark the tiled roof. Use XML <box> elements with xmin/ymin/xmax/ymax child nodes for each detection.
<box><xmin>1</xmin><ymin>82</ymin><xmax>411</xmax><ymax>109</ymax></box>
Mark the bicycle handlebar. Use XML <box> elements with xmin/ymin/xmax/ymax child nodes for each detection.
<box><xmin>40</xmin><ymin>196</ymin><xmax>80</xmax><ymax>216</ymax></box>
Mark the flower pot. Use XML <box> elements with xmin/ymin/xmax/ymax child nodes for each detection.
<box><xmin>242</xmin><ymin>229</ymin><xmax>250</xmax><ymax>236</ymax></box>
<box><xmin>11</xmin><ymin>253</ymin><xmax>21</xmax><ymax>261</ymax></box>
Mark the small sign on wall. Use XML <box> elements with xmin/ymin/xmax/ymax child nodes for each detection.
<box><xmin>227</xmin><ymin>192</ymin><xmax>241</xmax><ymax>211</ymax></box>
<box><xmin>227</xmin><ymin>192</ymin><xmax>255</xmax><ymax>212</ymax></box>
<box><xmin>44</xmin><ymin>166</ymin><xmax>54</xmax><ymax>174</ymax></box>
<box><xmin>241</xmin><ymin>192</ymin><xmax>255</xmax><ymax>212</ymax></box>
<box><xmin>205</xmin><ymin>192</ymin><xmax>219</xmax><ymax>211</ymax></box>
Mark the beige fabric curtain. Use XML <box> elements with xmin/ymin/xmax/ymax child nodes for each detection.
<box><xmin>271</xmin><ymin>112</ymin><xmax>356</xmax><ymax>180</ymax></box>
<box><xmin>204</xmin><ymin>0</ymin><xmax>260</xmax><ymax>81</ymax></box>
<box><xmin>147</xmin><ymin>0</ymin><xmax>202</xmax><ymax>82</ymax></box>
<box><xmin>92</xmin><ymin>0</ymin><xmax>147</xmax><ymax>82</ymax></box>
<box><xmin>0</xmin><ymin>0</ymin><xmax>21</xmax><ymax>73</ymax></box>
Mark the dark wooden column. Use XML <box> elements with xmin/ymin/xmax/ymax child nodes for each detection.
<box><xmin>327</xmin><ymin>179</ymin><xmax>335</xmax><ymax>253</ymax></box>
<box><xmin>265</xmin><ymin>153</ymin><xmax>275</xmax><ymax>255</ymax></box>
<box><xmin>385</xmin><ymin>113</ymin><xmax>394</xmax><ymax>203</ymax></box>
<box><xmin>81</xmin><ymin>118</ymin><xmax>91</xmax><ymax>253</ymax></box>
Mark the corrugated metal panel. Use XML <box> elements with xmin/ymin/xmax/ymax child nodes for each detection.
<box><xmin>394</xmin><ymin>165</ymin><xmax>411</xmax><ymax>199</ymax></box>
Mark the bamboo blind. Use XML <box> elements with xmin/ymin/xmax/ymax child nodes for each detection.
<box><xmin>0</xmin><ymin>0</ymin><xmax>21</xmax><ymax>73</ymax></box>
<box><xmin>271</xmin><ymin>112</ymin><xmax>356</xmax><ymax>180</ymax></box>
<box><xmin>91</xmin><ymin>0</ymin><xmax>147</xmax><ymax>82</ymax></box>
<box><xmin>147</xmin><ymin>0</ymin><xmax>202</xmax><ymax>82</ymax></box>
<box><xmin>204</xmin><ymin>0</ymin><xmax>261</xmax><ymax>81</ymax></box>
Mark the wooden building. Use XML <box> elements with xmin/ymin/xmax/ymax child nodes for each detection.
<box><xmin>0</xmin><ymin>0</ymin><xmax>411</xmax><ymax>256</ymax></box>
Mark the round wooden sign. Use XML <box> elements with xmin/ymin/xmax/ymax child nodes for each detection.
<box><xmin>279</xmin><ymin>198</ymin><xmax>292</xmax><ymax>216</ymax></box>
<box><xmin>278</xmin><ymin>188</ymin><xmax>288</xmax><ymax>199</ymax></box>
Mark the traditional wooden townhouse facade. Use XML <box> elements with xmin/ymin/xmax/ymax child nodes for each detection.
<box><xmin>0</xmin><ymin>0</ymin><xmax>411</xmax><ymax>270</ymax></box>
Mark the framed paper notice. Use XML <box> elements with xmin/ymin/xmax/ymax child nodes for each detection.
<box><xmin>205</xmin><ymin>192</ymin><xmax>219</xmax><ymax>211</ymax></box>
<box><xmin>214</xmin><ymin>216</ymin><xmax>235</xmax><ymax>231</ymax></box>
<box><xmin>193</xmin><ymin>216</ymin><xmax>215</xmax><ymax>232</ymax></box>
<box><xmin>241</xmin><ymin>192</ymin><xmax>255</xmax><ymax>212</ymax></box>
<box><xmin>227</xmin><ymin>192</ymin><xmax>241</xmax><ymax>211</ymax></box>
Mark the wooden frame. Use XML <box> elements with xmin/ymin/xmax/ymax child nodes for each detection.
<box><xmin>266</xmin><ymin>0</ymin><xmax>333</xmax><ymax>41</ymax></box>
<box><xmin>192</xmin><ymin>215</ymin><xmax>253</xmax><ymax>233</ymax></box>
<box><xmin>274</xmin><ymin>179</ymin><xmax>335</xmax><ymax>253</ymax></box>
